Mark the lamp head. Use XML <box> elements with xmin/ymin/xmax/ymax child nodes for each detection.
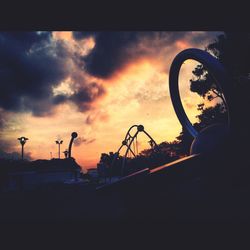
<box><xmin>18</xmin><ymin>136</ymin><xmax>28</xmax><ymax>145</ymax></box>
<box><xmin>71</xmin><ymin>132</ymin><xmax>78</xmax><ymax>138</ymax></box>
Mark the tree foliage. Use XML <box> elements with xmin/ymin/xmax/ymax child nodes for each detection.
<box><xmin>178</xmin><ymin>32</ymin><xmax>250</xmax><ymax>155</ymax></box>
<box><xmin>190</xmin><ymin>61</ymin><xmax>226</xmax><ymax>106</ymax></box>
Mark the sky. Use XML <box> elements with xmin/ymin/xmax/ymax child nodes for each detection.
<box><xmin>0</xmin><ymin>31</ymin><xmax>223</xmax><ymax>170</ymax></box>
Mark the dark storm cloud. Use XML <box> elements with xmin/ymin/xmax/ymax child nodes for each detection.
<box><xmin>52</xmin><ymin>82</ymin><xmax>105</xmax><ymax>112</ymax></box>
<box><xmin>73</xmin><ymin>32</ymin><xmax>139</xmax><ymax>78</ymax></box>
<box><xmin>0</xmin><ymin>32</ymin><xmax>67</xmax><ymax>115</ymax></box>
<box><xmin>0</xmin><ymin>31</ymin><xmax>220</xmax><ymax>117</ymax></box>
<box><xmin>0</xmin><ymin>31</ymin><xmax>105</xmax><ymax>117</ymax></box>
<box><xmin>73</xmin><ymin>31</ymin><xmax>221</xmax><ymax>78</ymax></box>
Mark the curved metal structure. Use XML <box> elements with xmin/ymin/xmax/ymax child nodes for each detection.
<box><xmin>111</xmin><ymin>124</ymin><xmax>158</xmax><ymax>176</ymax></box>
<box><xmin>169</xmin><ymin>48</ymin><xmax>232</xmax><ymax>138</ymax></box>
<box><xmin>68</xmin><ymin>132</ymin><xmax>78</xmax><ymax>158</ymax></box>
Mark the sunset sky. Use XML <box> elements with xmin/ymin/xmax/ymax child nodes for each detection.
<box><xmin>0</xmin><ymin>31</ymin><xmax>222</xmax><ymax>170</ymax></box>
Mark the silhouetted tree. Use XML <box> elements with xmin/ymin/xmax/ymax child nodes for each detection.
<box><xmin>195</xmin><ymin>103</ymin><xmax>227</xmax><ymax>128</ymax></box>
<box><xmin>190</xmin><ymin>64</ymin><xmax>226</xmax><ymax>106</ymax></box>
<box><xmin>175</xmin><ymin>127</ymin><xmax>194</xmax><ymax>156</ymax></box>
<box><xmin>207</xmin><ymin>32</ymin><xmax>250</xmax><ymax>143</ymax></box>
<box><xmin>207</xmin><ymin>33</ymin><xmax>250</xmax><ymax>79</ymax></box>
<box><xmin>190</xmin><ymin>32</ymin><xmax>250</xmax><ymax>107</ymax></box>
<box><xmin>176</xmin><ymin>32</ymin><xmax>250</xmax><ymax>155</ymax></box>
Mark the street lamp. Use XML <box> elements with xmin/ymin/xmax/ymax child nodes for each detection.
<box><xmin>55</xmin><ymin>140</ymin><xmax>63</xmax><ymax>159</ymax></box>
<box><xmin>68</xmin><ymin>132</ymin><xmax>78</xmax><ymax>158</ymax></box>
<box><xmin>17</xmin><ymin>136</ymin><xmax>29</xmax><ymax>160</ymax></box>
<box><xmin>63</xmin><ymin>150</ymin><xmax>68</xmax><ymax>158</ymax></box>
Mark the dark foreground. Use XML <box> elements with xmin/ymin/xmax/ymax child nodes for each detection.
<box><xmin>1</xmin><ymin>149</ymin><xmax>250</xmax><ymax>224</ymax></box>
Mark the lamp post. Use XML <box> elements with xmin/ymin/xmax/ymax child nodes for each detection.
<box><xmin>55</xmin><ymin>140</ymin><xmax>63</xmax><ymax>159</ymax></box>
<box><xmin>17</xmin><ymin>136</ymin><xmax>29</xmax><ymax>160</ymax></box>
<box><xmin>68</xmin><ymin>132</ymin><xmax>78</xmax><ymax>158</ymax></box>
<box><xmin>63</xmin><ymin>150</ymin><xmax>68</xmax><ymax>158</ymax></box>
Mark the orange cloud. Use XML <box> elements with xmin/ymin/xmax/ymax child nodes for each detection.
<box><xmin>53</xmin><ymin>31</ymin><xmax>72</xmax><ymax>41</ymax></box>
<box><xmin>176</xmin><ymin>40</ymin><xmax>190</xmax><ymax>50</ymax></box>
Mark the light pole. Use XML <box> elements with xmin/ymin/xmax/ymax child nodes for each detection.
<box><xmin>63</xmin><ymin>150</ymin><xmax>68</xmax><ymax>158</ymax></box>
<box><xmin>55</xmin><ymin>140</ymin><xmax>63</xmax><ymax>159</ymax></box>
<box><xmin>68</xmin><ymin>132</ymin><xmax>78</xmax><ymax>158</ymax></box>
<box><xmin>17</xmin><ymin>136</ymin><xmax>29</xmax><ymax>160</ymax></box>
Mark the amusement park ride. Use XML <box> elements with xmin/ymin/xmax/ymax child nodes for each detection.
<box><xmin>96</xmin><ymin>48</ymin><xmax>249</xmax><ymax>221</ymax></box>
<box><xmin>111</xmin><ymin>124</ymin><xmax>158</xmax><ymax>176</ymax></box>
